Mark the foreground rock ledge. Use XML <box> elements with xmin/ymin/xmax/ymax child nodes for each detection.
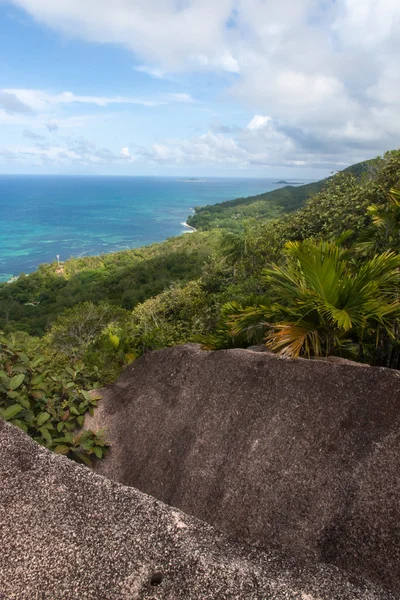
<box><xmin>0</xmin><ymin>420</ymin><xmax>394</xmax><ymax>600</ymax></box>
<box><xmin>87</xmin><ymin>344</ymin><xmax>400</xmax><ymax>593</ymax></box>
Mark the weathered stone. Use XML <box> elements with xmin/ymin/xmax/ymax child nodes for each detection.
<box><xmin>0</xmin><ymin>419</ymin><xmax>395</xmax><ymax>599</ymax></box>
<box><xmin>86</xmin><ymin>344</ymin><xmax>400</xmax><ymax>593</ymax></box>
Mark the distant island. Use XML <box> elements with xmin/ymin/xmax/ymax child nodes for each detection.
<box><xmin>274</xmin><ymin>180</ymin><xmax>305</xmax><ymax>185</ymax></box>
<box><xmin>178</xmin><ymin>178</ymin><xmax>207</xmax><ymax>183</ymax></box>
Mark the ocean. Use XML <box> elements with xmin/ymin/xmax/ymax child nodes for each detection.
<box><xmin>0</xmin><ymin>175</ymin><xmax>290</xmax><ymax>282</ymax></box>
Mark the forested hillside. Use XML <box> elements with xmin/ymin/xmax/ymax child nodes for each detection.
<box><xmin>0</xmin><ymin>231</ymin><xmax>219</xmax><ymax>336</ymax></box>
<box><xmin>187</xmin><ymin>157</ymin><xmax>376</xmax><ymax>230</ymax></box>
<box><xmin>1</xmin><ymin>149</ymin><xmax>400</xmax><ymax>463</ymax></box>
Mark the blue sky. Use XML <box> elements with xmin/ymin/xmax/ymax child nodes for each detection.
<box><xmin>0</xmin><ymin>0</ymin><xmax>399</xmax><ymax>177</ymax></box>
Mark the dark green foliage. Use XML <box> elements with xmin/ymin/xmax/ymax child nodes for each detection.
<box><xmin>124</xmin><ymin>280</ymin><xmax>219</xmax><ymax>355</ymax></box>
<box><xmin>0</xmin><ymin>332</ymin><xmax>107</xmax><ymax>464</ymax></box>
<box><xmin>224</xmin><ymin>240</ymin><xmax>400</xmax><ymax>359</ymax></box>
<box><xmin>47</xmin><ymin>302</ymin><xmax>136</xmax><ymax>384</ymax></box>
<box><xmin>0</xmin><ymin>231</ymin><xmax>219</xmax><ymax>336</ymax></box>
<box><xmin>48</xmin><ymin>302</ymin><xmax>129</xmax><ymax>357</ymax></box>
<box><xmin>357</xmin><ymin>188</ymin><xmax>400</xmax><ymax>256</ymax></box>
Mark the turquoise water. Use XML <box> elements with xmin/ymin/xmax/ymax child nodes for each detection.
<box><xmin>0</xmin><ymin>175</ymin><xmax>287</xmax><ymax>281</ymax></box>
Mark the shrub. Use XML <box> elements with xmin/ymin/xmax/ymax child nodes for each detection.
<box><xmin>0</xmin><ymin>331</ymin><xmax>108</xmax><ymax>464</ymax></box>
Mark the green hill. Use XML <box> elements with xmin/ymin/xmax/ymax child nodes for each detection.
<box><xmin>187</xmin><ymin>158</ymin><xmax>377</xmax><ymax>230</ymax></box>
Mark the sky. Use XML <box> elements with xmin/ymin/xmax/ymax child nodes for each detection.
<box><xmin>0</xmin><ymin>0</ymin><xmax>399</xmax><ymax>178</ymax></box>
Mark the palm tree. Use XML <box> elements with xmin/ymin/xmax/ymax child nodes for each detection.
<box><xmin>228</xmin><ymin>239</ymin><xmax>400</xmax><ymax>359</ymax></box>
<box><xmin>357</xmin><ymin>188</ymin><xmax>400</xmax><ymax>256</ymax></box>
<box><xmin>220</xmin><ymin>230</ymin><xmax>249</xmax><ymax>279</ymax></box>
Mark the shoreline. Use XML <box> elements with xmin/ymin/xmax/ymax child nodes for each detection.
<box><xmin>2</xmin><ymin>214</ymin><xmax>199</xmax><ymax>283</ymax></box>
<box><xmin>181</xmin><ymin>221</ymin><xmax>197</xmax><ymax>232</ymax></box>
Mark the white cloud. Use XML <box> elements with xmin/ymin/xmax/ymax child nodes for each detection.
<box><xmin>120</xmin><ymin>147</ymin><xmax>134</xmax><ymax>161</ymax></box>
<box><xmin>1</xmin><ymin>89</ymin><xmax>195</xmax><ymax>116</ymax></box>
<box><xmin>134</xmin><ymin>65</ymin><xmax>167</xmax><ymax>79</ymax></box>
<box><xmin>11</xmin><ymin>0</ymin><xmax>236</xmax><ymax>72</ymax></box>
<box><xmin>247</xmin><ymin>115</ymin><xmax>271</xmax><ymax>130</ymax></box>
<box><xmin>3</xmin><ymin>89</ymin><xmax>161</xmax><ymax>111</ymax></box>
<box><xmin>1</xmin><ymin>111</ymin><xmax>385</xmax><ymax>174</ymax></box>
<box><xmin>166</xmin><ymin>93</ymin><xmax>194</xmax><ymax>103</ymax></box>
<box><xmin>6</xmin><ymin>0</ymin><xmax>400</xmax><ymax>169</ymax></box>
<box><xmin>129</xmin><ymin>119</ymin><xmax>300</xmax><ymax>169</ymax></box>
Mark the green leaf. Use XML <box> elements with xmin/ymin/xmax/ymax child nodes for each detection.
<box><xmin>17</xmin><ymin>396</ymin><xmax>31</xmax><ymax>409</ymax></box>
<box><xmin>2</xmin><ymin>404</ymin><xmax>23</xmax><ymax>420</ymax></box>
<box><xmin>77</xmin><ymin>453</ymin><xmax>92</xmax><ymax>466</ymax></box>
<box><xmin>37</xmin><ymin>412</ymin><xmax>51</xmax><ymax>426</ymax></box>
<box><xmin>12</xmin><ymin>419</ymin><xmax>28</xmax><ymax>432</ymax></box>
<box><xmin>54</xmin><ymin>445</ymin><xmax>70</xmax><ymax>455</ymax></box>
<box><xmin>78</xmin><ymin>401</ymin><xmax>88</xmax><ymax>412</ymax></box>
<box><xmin>23</xmin><ymin>410</ymin><xmax>34</xmax><ymax>424</ymax></box>
<box><xmin>9</xmin><ymin>374</ymin><xmax>25</xmax><ymax>390</ymax></box>
<box><xmin>93</xmin><ymin>446</ymin><xmax>103</xmax><ymax>459</ymax></box>
<box><xmin>31</xmin><ymin>355</ymin><xmax>45</xmax><ymax>368</ymax></box>
<box><xmin>80</xmin><ymin>390</ymin><xmax>92</xmax><ymax>402</ymax></box>
<box><xmin>57</xmin><ymin>422</ymin><xmax>64</xmax><ymax>432</ymax></box>
<box><xmin>39</xmin><ymin>427</ymin><xmax>52</xmax><ymax>443</ymax></box>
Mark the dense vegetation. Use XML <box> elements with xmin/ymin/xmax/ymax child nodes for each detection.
<box><xmin>0</xmin><ymin>231</ymin><xmax>219</xmax><ymax>336</ymax></box>
<box><xmin>186</xmin><ymin>157</ymin><xmax>375</xmax><ymax>230</ymax></box>
<box><xmin>1</xmin><ymin>149</ymin><xmax>400</xmax><ymax>457</ymax></box>
<box><xmin>0</xmin><ymin>331</ymin><xmax>107</xmax><ymax>463</ymax></box>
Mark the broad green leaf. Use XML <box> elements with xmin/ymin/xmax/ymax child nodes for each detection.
<box><xmin>2</xmin><ymin>404</ymin><xmax>23</xmax><ymax>420</ymax></box>
<box><xmin>37</xmin><ymin>412</ymin><xmax>51</xmax><ymax>426</ymax></box>
<box><xmin>77</xmin><ymin>453</ymin><xmax>92</xmax><ymax>466</ymax></box>
<box><xmin>39</xmin><ymin>427</ymin><xmax>52</xmax><ymax>442</ymax></box>
<box><xmin>31</xmin><ymin>373</ymin><xmax>46</xmax><ymax>385</ymax></box>
<box><xmin>80</xmin><ymin>390</ymin><xmax>92</xmax><ymax>402</ymax></box>
<box><xmin>54</xmin><ymin>445</ymin><xmax>70</xmax><ymax>455</ymax></box>
<box><xmin>31</xmin><ymin>355</ymin><xmax>45</xmax><ymax>368</ymax></box>
<box><xmin>17</xmin><ymin>396</ymin><xmax>31</xmax><ymax>409</ymax></box>
<box><xmin>12</xmin><ymin>419</ymin><xmax>28</xmax><ymax>432</ymax></box>
<box><xmin>93</xmin><ymin>446</ymin><xmax>103</xmax><ymax>459</ymax></box>
<box><xmin>9</xmin><ymin>374</ymin><xmax>25</xmax><ymax>390</ymax></box>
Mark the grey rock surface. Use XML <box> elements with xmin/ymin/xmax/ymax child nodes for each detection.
<box><xmin>86</xmin><ymin>344</ymin><xmax>400</xmax><ymax>593</ymax></box>
<box><xmin>0</xmin><ymin>418</ymin><xmax>396</xmax><ymax>599</ymax></box>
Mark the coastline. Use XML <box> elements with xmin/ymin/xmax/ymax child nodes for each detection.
<box><xmin>1</xmin><ymin>214</ymin><xmax>199</xmax><ymax>283</ymax></box>
<box><xmin>181</xmin><ymin>221</ymin><xmax>197</xmax><ymax>232</ymax></box>
<box><xmin>0</xmin><ymin>175</ymin><xmax>279</xmax><ymax>283</ymax></box>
